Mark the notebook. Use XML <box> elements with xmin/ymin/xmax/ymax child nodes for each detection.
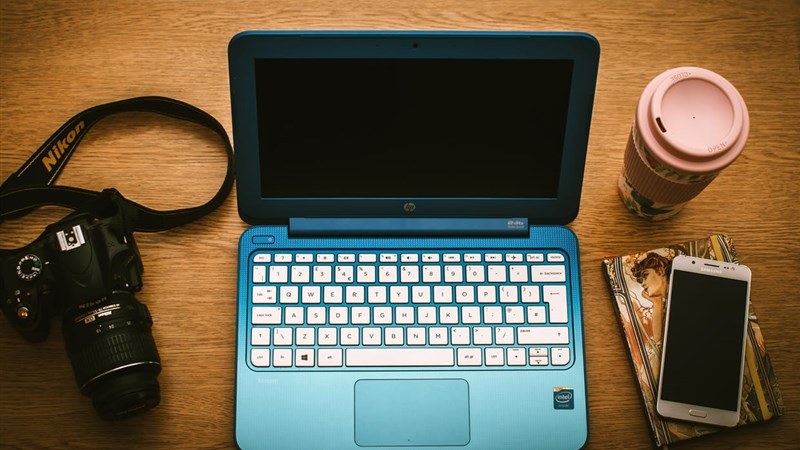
<box><xmin>228</xmin><ymin>31</ymin><xmax>600</xmax><ymax>450</ymax></box>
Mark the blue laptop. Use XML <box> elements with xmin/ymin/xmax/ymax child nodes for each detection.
<box><xmin>229</xmin><ymin>31</ymin><xmax>599</xmax><ymax>450</ymax></box>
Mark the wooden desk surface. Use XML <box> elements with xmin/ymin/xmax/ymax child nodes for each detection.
<box><xmin>1</xmin><ymin>1</ymin><xmax>798</xmax><ymax>448</ymax></box>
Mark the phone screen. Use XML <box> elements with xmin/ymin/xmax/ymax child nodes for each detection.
<box><xmin>660</xmin><ymin>269</ymin><xmax>749</xmax><ymax>411</ymax></box>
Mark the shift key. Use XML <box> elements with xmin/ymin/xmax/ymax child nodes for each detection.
<box><xmin>517</xmin><ymin>326</ymin><xmax>569</xmax><ymax>344</ymax></box>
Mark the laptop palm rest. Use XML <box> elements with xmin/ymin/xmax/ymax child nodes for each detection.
<box><xmin>354</xmin><ymin>379</ymin><xmax>470</xmax><ymax>447</ymax></box>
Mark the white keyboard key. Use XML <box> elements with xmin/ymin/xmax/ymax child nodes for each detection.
<box><xmin>429</xmin><ymin>327</ymin><xmax>449</xmax><ymax>345</ymax></box>
<box><xmin>324</xmin><ymin>286</ymin><xmax>343</xmax><ymax>303</ymax></box>
<box><xmin>485</xmin><ymin>348</ymin><xmax>504</xmax><ymax>366</ymax></box>
<box><xmin>544</xmin><ymin>285</ymin><xmax>569</xmax><ymax>323</ymax></box>
<box><xmin>396</xmin><ymin>306</ymin><xmax>414</xmax><ymax>324</ymax></box>
<box><xmin>253</xmin><ymin>266</ymin><xmax>266</xmax><ymax>283</ymax></box>
<box><xmin>422</xmin><ymin>254</ymin><xmax>440</xmax><ymax>262</ymax></box>
<box><xmin>279</xmin><ymin>286</ymin><xmax>298</xmax><ymax>304</ymax></box>
<box><xmin>401</xmin><ymin>254</ymin><xmax>419</xmax><ymax>262</ymax></box>
<box><xmin>296</xmin><ymin>254</ymin><xmax>313</xmax><ymax>263</ymax></box>
<box><xmin>284</xmin><ymin>307</ymin><xmax>304</xmax><ymax>325</ymax></box>
<box><xmin>335</xmin><ymin>266</ymin><xmax>354</xmax><ymax>283</ymax></box>
<box><xmin>529</xmin><ymin>347</ymin><xmax>548</xmax><ymax>357</ymax></box>
<box><xmin>307</xmin><ymin>306</ymin><xmax>325</xmax><ymax>324</ymax></box>
<box><xmin>296</xmin><ymin>328</ymin><xmax>315</xmax><ymax>346</ymax></box>
<box><xmin>275</xmin><ymin>254</ymin><xmax>292</xmax><ymax>263</ymax></box>
<box><xmin>462</xmin><ymin>306</ymin><xmax>481</xmax><ymax>324</ymax></box>
<box><xmin>400</xmin><ymin>265</ymin><xmax>420</xmax><ymax>283</ymax></box>
<box><xmin>440</xmin><ymin>306</ymin><xmax>458</xmax><ymax>324</ymax></box>
<box><xmin>253</xmin><ymin>254</ymin><xmax>271</xmax><ymax>263</ymax></box>
<box><xmin>484</xmin><ymin>306</ymin><xmax>503</xmax><ymax>324</ymax></box>
<box><xmin>455</xmin><ymin>286</ymin><xmax>474</xmax><ymax>303</ymax></box>
<box><xmin>380</xmin><ymin>253</ymin><xmax>398</xmax><ymax>262</ymax></box>
<box><xmin>422</xmin><ymin>265</ymin><xmax>442</xmax><ymax>283</ymax></box>
<box><xmin>374</xmin><ymin>306</ymin><xmax>392</xmax><ymax>324</ymax></box>
<box><xmin>443</xmin><ymin>254</ymin><xmax>461</xmax><ymax>262</ymax></box>
<box><xmin>473</xmin><ymin>327</ymin><xmax>492</xmax><ymax>345</ymax></box>
<box><xmin>318</xmin><ymin>349</ymin><xmax>343</xmax><ymax>367</ymax></box>
<box><xmin>547</xmin><ymin>253</ymin><xmax>566</xmax><ymax>263</ymax></box>
<box><xmin>495</xmin><ymin>327</ymin><xmax>514</xmax><ymax>345</ymax></box>
<box><xmin>318</xmin><ymin>328</ymin><xmax>338</xmax><ymax>346</ymax></box>
<box><xmin>444</xmin><ymin>265</ymin><xmax>464</xmax><ymax>283</ymax></box>
<box><xmin>385</xmin><ymin>327</ymin><xmax>404</xmax><ymax>345</ymax></box>
<box><xmin>477</xmin><ymin>285</ymin><xmax>496</xmax><ymax>303</ymax></box>
<box><xmin>457</xmin><ymin>348</ymin><xmax>482</xmax><ymax>366</ymax></box>
<box><xmin>517</xmin><ymin>326</ymin><xmax>570</xmax><ymax>344</ymax></box>
<box><xmin>464</xmin><ymin>253</ymin><xmax>482</xmax><ymax>262</ymax></box>
<box><xmin>273</xmin><ymin>328</ymin><xmax>292</xmax><ymax>346</ymax></box>
<box><xmin>412</xmin><ymin>286</ymin><xmax>431</xmax><ymax>303</ymax></box>
<box><xmin>530</xmin><ymin>356</ymin><xmax>549</xmax><ymax>366</ymax></box>
<box><xmin>505</xmin><ymin>306</ymin><xmax>524</xmax><ymax>324</ymax></box>
<box><xmin>341</xmin><ymin>327</ymin><xmax>360</xmax><ymax>345</ymax></box>
<box><xmin>521</xmin><ymin>285</ymin><xmax>540</xmax><ymax>303</ymax></box>
<box><xmin>368</xmin><ymin>286</ymin><xmax>387</xmax><ymax>303</ymax></box>
<box><xmin>488</xmin><ymin>265</ymin><xmax>507</xmax><ymax>282</ymax></box>
<box><xmin>507</xmin><ymin>348</ymin><xmax>526</xmax><ymax>366</ymax></box>
<box><xmin>499</xmin><ymin>285</ymin><xmax>518</xmax><ymax>303</ymax></box>
<box><xmin>509</xmin><ymin>265</ymin><xmax>528</xmax><ymax>282</ymax></box>
<box><xmin>253</xmin><ymin>286</ymin><xmax>276</xmax><ymax>303</ymax></box>
<box><xmin>363</xmin><ymin>327</ymin><xmax>382</xmax><ymax>345</ymax></box>
<box><xmin>358</xmin><ymin>253</ymin><xmax>377</xmax><ymax>263</ymax></box>
<box><xmin>338</xmin><ymin>254</ymin><xmax>356</xmax><ymax>263</ymax></box>
<box><xmin>313</xmin><ymin>266</ymin><xmax>332</xmax><ymax>283</ymax></box>
<box><xmin>329</xmin><ymin>307</ymin><xmax>348</xmax><ymax>325</ymax></box>
<box><xmin>526</xmin><ymin>253</ymin><xmax>544</xmax><ymax>263</ymax></box>
<box><xmin>379</xmin><ymin>266</ymin><xmax>398</xmax><ymax>283</ymax></box>
<box><xmin>351</xmin><ymin>307</ymin><xmax>370</xmax><ymax>325</ymax></box>
<box><xmin>505</xmin><ymin>253</ymin><xmax>523</xmax><ymax>262</ymax></box>
<box><xmin>418</xmin><ymin>307</ymin><xmax>436</xmax><ymax>324</ymax></box>
<box><xmin>451</xmin><ymin>327</ymin><xmax>470</xmax><ymax>345</ymax></box>
<box><xmin>485</xmin><ymin>253</ymin><xmax>502</xmax><ymax>262</ymax></box>
<box><xmin>527</xmin><ymin>306</ymin><xmax>547</xmax><ymax>324</ymax></box>
<box><xmin>357</xmin><ymin>266</ymin><xmax>376</xmax><ymax>283</ymax></box>
<box><xmin>296</xmin><ymin>348</ymin><xmax>315</xmax><ymax>367</ymax></box>
<box><xmin>317</xmin><ymin>254</ymin><xmax>334</xmax><ymax>263</ymax></box>
<box><xmin>390</xmin><ymin>286</ymin><xmax>409</xmax><ymax>304</ymax></box>
<box><xmin>268</xmin><ymin>266</ymin><xmax>287</xmax><ymax>283</ymax></box>
<box><xmin>273</xmin><ymin>349</ymin><xmax>292</xmax><ymax>367</ymax></box>
<box><xmin>531</xmin><ymin>265</ymin><xmax>566</xmax><ymax>283</ymax></box>
<box><xmin>251</xmin><ymin>328</ymin><xmax>270</xmax><ymax>345</ymax></box>
<box><xmin>252</xmin><ymin>307</ymin><xmax>281</xmax><ymax>325</ymax></box>
<box><xmin>466</xmin><ymin>265</ymin><xmax>485</xmax><ymax>283</ymax></box>
<box><xmin>346</xmin><ymin>286</ymin><xmax>365</xmax><ymax>304</ymax></box>
<box><xmin>552</xmin><ymin>347</ymin><xmax>571</xmax><ymax>366</ymax></box>
<box><xmin>433</xmin><ymin>286</ymin><xmax>452</xmax><ymax>303</ymax></box>
<box><xmin>346</xmin><ymin>348</ymin><xmax>454</xmax><ymax>367</ymax></box>
<box><xmin>407</xmin><ymin>327</ymin><xmax>426</xmax><ymax>345</ymax></box>
<box><xmin>302</xmin><ymin>286</ymin><xmax>321</xmax><ymax>304</ymax></box>
<box><xmin>251</xmin><ymin>349</ymin><xmax>270</xmax><ymax>367</ymax></box>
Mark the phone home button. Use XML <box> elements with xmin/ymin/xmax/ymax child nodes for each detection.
<box><xmin>689</xmin><ymin>409</ymin><xmax>708</xmax><ymax>418</ymax></box>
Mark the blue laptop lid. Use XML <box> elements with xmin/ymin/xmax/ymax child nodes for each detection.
<box><xmin>229</xmin><ymin>31</ymin><xmax>599</xmax><ymax>225</ymax></box>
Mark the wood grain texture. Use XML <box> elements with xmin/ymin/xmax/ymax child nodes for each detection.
<box><xmin>1</xmin><ymin>0</ymin><xmax>798</xmax><ymax>448</ymax></box>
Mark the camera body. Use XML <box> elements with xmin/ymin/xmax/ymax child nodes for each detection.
<box><xmin>1</xmin><ymin>204</ymin><xmax>161</xmax><ymax>419</ymax></box>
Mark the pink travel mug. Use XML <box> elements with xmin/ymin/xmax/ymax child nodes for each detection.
<box><xmin>619</xmin><ymin>67</ymin><xmax>749</xmax><ymax>220</ymax></box>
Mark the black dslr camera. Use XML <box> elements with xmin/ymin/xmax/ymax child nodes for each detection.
<box><xmin>0</xmin><ymin>198</ymin><xmax>161</xmax><ymax>420</ymax></box>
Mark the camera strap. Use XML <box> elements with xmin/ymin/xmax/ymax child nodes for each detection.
<box><xmin>0</xmin><ymin>97</ymin><xmax>234</xmax><ymax>232</ymax></box>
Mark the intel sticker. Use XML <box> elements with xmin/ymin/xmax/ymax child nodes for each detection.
<box><xmin>553</xmin><ymin>387</ymin><xmax>574</xmax><ymax>410</ymax></box>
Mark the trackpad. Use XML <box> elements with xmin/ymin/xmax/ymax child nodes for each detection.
<box><xmin>355</xmin><ymin>379</ymin><xmax>470</xmax><ymax>447</ymax></box>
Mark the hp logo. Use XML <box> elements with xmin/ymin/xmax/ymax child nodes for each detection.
<box><xmin>403</xmin><ymin>202</ymin><xmax>416</xmax><ymax>213</ymax></box>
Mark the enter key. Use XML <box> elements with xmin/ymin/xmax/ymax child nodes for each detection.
<box><xmin>543</xmin><ymin>285</ymin><xmax>568</xmax><ymax>323</ymax></box>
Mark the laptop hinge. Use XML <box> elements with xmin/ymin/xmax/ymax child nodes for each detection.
<box><xmin>288</xmin><ymin>218</ymin><xmax>529</xmax><ymax>237</ymax></box>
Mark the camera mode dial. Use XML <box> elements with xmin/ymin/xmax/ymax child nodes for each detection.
<box><xmin>16</xmin><ymin>254</ymin><xmax>43</xmax><ymax>281</ymax></box>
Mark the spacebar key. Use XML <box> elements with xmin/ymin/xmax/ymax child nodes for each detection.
<box><xmin>346</xmin><ymin>348</ymin><xmax>455</xmax><ymax>367</ymax></box>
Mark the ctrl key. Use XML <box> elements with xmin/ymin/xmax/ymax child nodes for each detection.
<box><xmin>251</xmin><ymin>349</ymin><xmax>270</xmax><ymax>367</ymax></box>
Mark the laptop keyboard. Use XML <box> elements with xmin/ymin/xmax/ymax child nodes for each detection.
<box><xmin>247</xmin><ymin>250</ymin><xmax>572</xmax><ymax>370</ymax></box>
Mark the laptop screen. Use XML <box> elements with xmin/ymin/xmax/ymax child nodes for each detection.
<box><xmin>254</xmin><ymin>58</ymin><xmax>574</xmax><ymax>199</ymax></box>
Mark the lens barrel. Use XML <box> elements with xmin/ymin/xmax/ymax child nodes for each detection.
<box><xmin>62</xmin><ymin>291</ymin><xmax>161</xmax><ymax>420</ymax></box>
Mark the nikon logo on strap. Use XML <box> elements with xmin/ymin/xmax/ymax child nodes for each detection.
<box><xmin>42</xmin><ymin>121</ymin><xmax>85</xmax><ymax>172</ymax></box>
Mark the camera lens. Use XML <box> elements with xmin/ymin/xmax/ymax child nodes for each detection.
<box><xmin>61</xmin><ymin>291</ymin><xmax>161</xmax><ymax>420</ymax></box>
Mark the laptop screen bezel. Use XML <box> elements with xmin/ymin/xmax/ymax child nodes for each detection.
<box><xmin>229</xmin><ymin>31</ymin><xmax>600</xmax><ymax>225</ymax></box>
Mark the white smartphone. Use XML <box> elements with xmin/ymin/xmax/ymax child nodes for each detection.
<box><xmin>656</xmin><ymin>255</ymin><xmax>751</xmax><ymax>427</ymax></box>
